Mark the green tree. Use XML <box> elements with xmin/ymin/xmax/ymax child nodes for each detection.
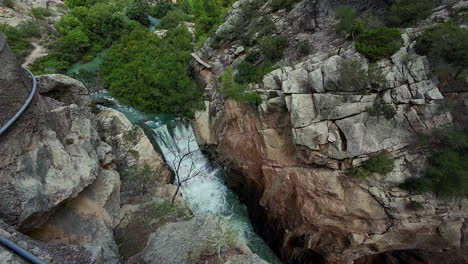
<box><xmin>387</xmin><ymin>0</ymin><xmax>435</xmax><ymax>26</ymax></box>
<box><xmin>355</xmin><ymin>27</ymin><xmax>403</xmax><ymax>61</ymax></box>
<box><xmin>126</xmin><ymin>0</ymin><xmax>151</xmax><ymax>26</ymax></box>
<box><xmin>221</xmin><ymin>67</ymin><xmax>262</xmax><ymax>105</ymax></box>
<box><xmin>415</xmin><ymin>23</ymin><xmax>468</xmax><ymax>81</ymax></box>
<box><xmin>400</xmin><ymin>127</ymin><xmax>468</xmax><ymax>197</ymax></box>
<box><xmin>64</xmin><ymin>0</ymin><xmax>97</xmax><ymax>8</ymax></box>
<box><xmin>101</xmin><ymin>26</ymin><xmax>204</xmax><ymax>117</ymax></box>
<box><xmin>335</xmin><ymin>5</ymin><xmax>357</xmax><ymax>34</ymax></box>
<box><xmin>258</xmin><ymin>35</ymin><xmax>288</xmax><ymax>61</ymax></box>
<box><xmin>159</xmin><ymin>9</ymin><xmax>189</xmax><ymax>29</ymax></box>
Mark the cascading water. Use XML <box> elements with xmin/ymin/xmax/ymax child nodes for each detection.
<box><xmin>95</xmin><ymin>91</ymin><xmax>281</xmax><ymax>263</ymax></box>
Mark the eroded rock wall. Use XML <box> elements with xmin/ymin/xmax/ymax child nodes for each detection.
<box><xmin>193</xmin><ymin>0</ymin><xmax>468</xmax><ymax>263</ymax></box>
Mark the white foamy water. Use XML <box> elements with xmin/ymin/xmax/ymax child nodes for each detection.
<box><xmin>94</xmin><ymin>92</ymin><xmax>281</xmax><ymax>263</ymax></box>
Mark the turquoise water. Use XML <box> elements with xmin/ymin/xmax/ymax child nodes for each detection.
<box><xmin>66</xmin><ymin>16</ymin><xmax>160</xmax><ymax>76</ymax></box>
<box><xmin>66</xmin><ymin>49</ymin><xmax>108</xmax><ymax>76</ymax></box>
<box><xmin>94</xmin><ymin>91</ymin><xmax>282</xmax><ymax>264</ymax></box>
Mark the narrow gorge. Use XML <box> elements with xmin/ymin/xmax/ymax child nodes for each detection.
<box><xmin>0</xmin><ymin>0</ymin><xmax>467</xmax><ymax>263</ymax></box>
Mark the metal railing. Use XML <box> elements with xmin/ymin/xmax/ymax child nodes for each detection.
<box><xmin>0</xmin><ymin>235</ymin><xmax>46</xmax><ymax>264</ymax></box>
<box><xmin>0</xmin><ymin>67</ymin><xmax>37</xmax><ymax>136</ymax></box>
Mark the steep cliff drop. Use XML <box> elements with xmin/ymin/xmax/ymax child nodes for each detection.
<box><xmin>191</xmin><ymin>0</ymin><xmax>468</xmax><ymax>263</ymax></box>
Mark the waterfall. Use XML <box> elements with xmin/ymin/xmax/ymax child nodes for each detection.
<box><xmin>94</xmin><ymin>91</ymin><xmax>281</xmax><ymax>263</ymax></box>
<box><xmin>146</xmin><ymin>120</ymin><xmax>230</xmax><ymax>216</ymax></box>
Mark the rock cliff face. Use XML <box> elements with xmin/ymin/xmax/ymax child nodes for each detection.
<box><xmin>0</xmin><ymin>36</ymin><xmax>270</xmax><ymax>263</ymax></box>
<box><xmin>193</xmin><ymin>0</ymin><xmax>468</xmax><ymax>263</ymax></box>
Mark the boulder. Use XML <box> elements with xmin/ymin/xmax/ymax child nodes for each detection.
<box><xmin>0</xmin><ymin>220</ymin><xmax>98</xmax><ymax>264</ymax></box>
<box><xmin>129</xmin><ymin>215</ymin><xmax>266</xmax><ymax>264</ymax></box>
<box><xmin>97</xmin><ymin>108</ymin><xmax>172</xmax><ymax>184</ymax></box>
<box><xmin>37</xmin><ymin>74</ymin><xmax>91</xmax><ymax>107</ymax></box>
<box><xmin>27</xmin><ymin>168</ymin><xmax>121</xmax><ymax>264</ymax></box>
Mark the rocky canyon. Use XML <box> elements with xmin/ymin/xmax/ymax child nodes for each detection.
<box><xmin>0</xmin><ymin>0</ymin><xmax>467</xmax><ymax>263</ymax></box>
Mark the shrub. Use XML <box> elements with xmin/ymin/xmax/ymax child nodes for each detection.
<box><xmin>400</xmin><ymin>127</ymin><xmax>468</xmax><ymax>197</ymax></box>
<box><xmin>335</xmin><ymin>5</ymin><xmax>357</xmax><ymax>34</ymax></box>
<box><xmin>101</xmin><ymin>26</ymin><xmax>204</xmax><ymax>117</ymax></box>
<box><xmin>206</xmin><ymin>218</ymin><xmax>238</xmax><ymax>257</ymax></box>
<box><xmin>30</xmin><ymin>52</ymin><xmax>74</xmax><ymax>75</ymax></box>
<box><xmin>16</xmin><ymin>20</ymin><xmax>41</xmax><ymax>38</ymax></box>
<box><xmin>1</xmin><ymin>0</ymin><xmax>14</xmax><ymax>8</ymax></box>
<box><xmin>387</xmin><ymin>0</ymin><xmax>435</xmax><ymax>26</ymax></box>
<box><xmin>221</xmin><ymin>67</ymin><xmax>262</xmax><ymax>105</ymax></box>
<box><xmin>64</xmin><ymin>0</ymin><xmax>97</xmax><ymax>8</ymax></box>
<box><xmin>363</xmin><ymin>151</ymin><xmax>395</xmax><ymax>175</ymax></box>
<box><xmin>150</xmin><ymin>2</ymin><xmax>175</xmax><ymax>18</ymax></box>
<box><xmin>337</xmin><ymin>60</ymin><xmax>369</xmax><ymax>92</ymax></box>
<box><xmin>258</xmin><ymin>35</ymin><xmax>288</xmax><ymax>61</ymax></box>
<box><xmin>297</xmin><ymin>40</ymin><xmax>311</xmax><ymax>57</ymax></box>
<box><xmin>367</xmin><ymin>99</ymin><xmax>397</xmax><ymax>120</ymax></box>
<box><xmin>126</xmin><ymin>0</ymin><xmax>150</xmax><ymax>26</ymax></box>
<box><xmin>235</xmin><ymin>61</ymin><xmax>273</xmax><ymax>84</ymax></box>
<box><xmin>0</xmin><ymin>23</ymin><xmax>33</xmax><ymax>59</ymax></box>
<box><xmin>159</xmin><ymin>9</ymin><xmax>189</xmax><ymax>29</ymax></box>
<box><xmin>415</xmin><ymin>23</ymin><xmax>468</xmax><ymax>81</ymax></box>
<box><xmin>31</xmin><ymin>7</ymin><xmax>52</xmax><ymax>20</ymax></box>
<box><xmin>406</xmin><ymin>201</ymin><xmax>424</xmax><ymax>211</ymax></box>
<box><xmin>351</xmin><ymin>151</ymin><xmax>395</xmax><ymax>178</ymax></box>
<box><xmin>355</xmin><ymin>27</ymin><xmax>403</xmax><ymax>61</ymax></box>
<box><xmin>270</xmin><ymin>0</ymin><xmax>297</xmax><ymax>11</ymax></box>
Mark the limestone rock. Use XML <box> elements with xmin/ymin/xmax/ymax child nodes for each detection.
<box><xmin>37</xmin><ymin>74</ymin><xmax>91</xmax><ymax>107</ymax></box>
<box><xmin>97</xmin><ymin>108</ymin><xmax>172</xmax><ymax>184</ymax></box>
<box><xmin>0</xmin><ymin>220</ymin><xmax>98</xmax><ymax>264</ymax></box>
<box><xmin>28</xmin><ymin>168</ymin><xmax>121</xmax><ymax>264</ymax></box>
<box><xmin>129</xmin><ymin>215</ymin><xmax>265</xmax><ymax>264</ymax></box>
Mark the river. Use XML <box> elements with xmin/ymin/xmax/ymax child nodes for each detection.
<box><xmin>67</xmin><ymin>16</ymin><xmax>282</xmax><ymax>263</ymax></box>
<box><xmin>93</xmin><ymin>92</ymin><xmax>281</xmax><ymax>263</ymax></box>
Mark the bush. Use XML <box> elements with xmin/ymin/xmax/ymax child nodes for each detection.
<box><xmin>235</xmin><ymin>61</ymin><xmax>273</xmax><ymax>84</ymax></box>
<box><xmin>159</xmin><ymin>9</ymin><xmax>189</xmax><ymax>29</ymax></box>
<box><xmin>258</xmin><ymin>35</ymin><xmax>288</xmax><ymax>62</ymax></box>
<box><xmin>367</xmin><ymin>99</ymin><xmax>397</xmax><ymax>120</ymax></box>
<box><xmin>221</xmin><ymin>67</ymin><xmax>262</xmax><ymax>105</ymax></box>
<box><xmin>126</xmin><ymin>0</ymin><xmax>150</xmax><ymax>26</ymax></box>
<box><xmin>30</xmin><ymin>52</ymin><xmax>74</xmax><ymax>75</ymax></box>
<box><xmin>64</xmin><ymin>0</ymin><xmax>97</xmax><ymax>8</ymax></box>
<box><xmin>400</xmin><ymin>127</ymin><xmax>468</xmax><ymax>197</ymax></box>
<box><xmin>335</xmin><ymin>5</ymin><xmax>357</xmax><ymax>34</ymax></box>
<box><xmin>150</xmin><ymin>2</ymin><xmax>175</xmax><ymax>18</ymax></box>
<box><xmin>101</xmin><ymin>26</ymin><xmax>204</xmax><ymax>117</ymax></box>
<box><xmin>297</xmin><ymin>40</ymin><xmax>311</xmax><ymax>57</ymax></box>
<box><xmin>355</xmin><ymin>27</ymin><xmax>403</xmax><ymax>61</ymax></box>
<box><xmin>415</xmin><ymin>23</ymin><xmax>468</xmax><ymax>81</ymax></box>
<box><xmin>387</xmin><ymin>0</ymin><xmax>435</xmax><ymax>26</ymax></box>
<box><xmin>31</xmin><ymin>7</ymin><xmax>52</xmax><ymax>20</ymax></box>
<box><xmin>270</xmin><ymin>0</ymin><xmax>297</xmax><ymax>11</ymax></box>
<box><xmin>337</xmin><ymin>60</ymin><xmax>369</xmax><ymax>92</ymax></box>
<box><xmin>351</xmin><ymin>151</ymin><xmax>395</xmax><ymax>178</ymax></box>
<box><xmin>0</xmin><ymin>23</ymin><xmax>33</xmax><ymax>59</ymax></box>
<box><xmin>16</xmin><ymin>20</ymin><xmax>41</xmax><ymax>38</ymax></box>
<box><xmin>1</xmin><ymin>0</ymin><xmax>14</xmax><ymax>8</ymax></box>
<box><xmin>333</xmin><ymin>60</ymin><xmax>385</xmax><ymax>92</ymax></box>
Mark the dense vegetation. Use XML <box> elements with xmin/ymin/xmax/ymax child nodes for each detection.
<box><xmin>221</xmin><ymin>67</ymin><xmax>262</xmax><ymax>105</ymax></box>
<box><xmin>335</xmin><ymin>5</ymin><xmax>404</xmax><ymax>61</ymax></box>
<box><xmin>355</xmin><ymin>27</ymin><xmax>403</xmax><ymax>61</ymax></box>
<box><xmin>351</xmin><ymin>151</ymin><xmax>395</xmax><ymax>178</ymax></box>
<box><xmin>400</xmin><ymin>127</ymin><xmax>468</xmax><ymax>197</ymax></box>
<box><xmin>0</xmin><ymin>21</ymin><xmax>40</xmax><ymax>59</ymax></box>
<box><xmin>415</xmin><ymin>23</ymin><xmax>468</xmax><ymax>84</ymax></box>
<box><xmin>101</xmin><ymin>26</ymin><xmax>204</xmax><ymax>117</ymax></box>
<box><xmin>387</xmin><ymin>0</ymin><xmax>435</xmax><ymax>26</ymax></box>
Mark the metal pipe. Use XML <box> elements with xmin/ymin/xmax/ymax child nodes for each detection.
<box><xmin>0</xmin><ymin>67</ymin><xmax>37</xmax><ymax>136</ymax></box>
<box><xmin>0</xmin><ymin>235</ymin><xmax>47</xmax><ymax>264</ymax></box>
